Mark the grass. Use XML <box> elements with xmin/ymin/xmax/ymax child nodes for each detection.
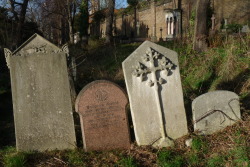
<box><xmin>0</xmin><ymin>34</ymin><xmax>249</xmax><ymax>166</ymax></box>
<box><xmin>186</xmin><ymin>153</ymin><xmax>201</xmax><ymax>166</ymax></box>
<box><xmin>157</xmin><ymin>149</ymin><xmax>185</xmax><ymax>167</ymax></box>
<box><xmin>207</xmin><ymin>155</ymin><xmax>225</xmax><ymax>167</ymax></box>
<box><xmin>117</xmin><ymin>156</ymin><xmax>138</xmax><ymax>167</ymax></box>
<box><xmin>0</xmin><ymin>147</ymin><xmax>26</xmax><ymax>167</ymax></box>
<box><xmin>230</xmin><ymin>146</ymin><xmax>250</xmax><ymax>166</ymax></box>
<box><xmin>191</xmin><ymin>136</ymin><xmax>208</xmax><ymax>153</ymax></box>
<box><xmin>65</xmin><ymin>149</ymin><xmax>86</xmax><ymax>166</ymax></box>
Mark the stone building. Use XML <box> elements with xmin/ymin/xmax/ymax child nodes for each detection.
<box><xmin>89</xmin><ymin>0</ymin><xmax>250</xmax><ymax>41</ymax></box>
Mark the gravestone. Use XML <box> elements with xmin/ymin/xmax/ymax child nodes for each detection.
<box><xmin>192</xmin><ymin>91</ymin><xmax>241</xmax><ymax>135</ymax></box>
<box><xmin>241</xmin><ymin>25</ymin><xmax>250</xmax><ymax>33</ymax></box>
<box><xmin>4</xmin><ymin>34</ymin><xmax>76</xmax><ymax>151</ymax></box>
<box><xmin>75</xmin><ymin>80</ymin><xmax>130</xmax><ymax>151</ymax></box>
<box><xmin>122</xmin><ymin>41</ymin><xmax>188</xmax><ymax>148</ymax></box>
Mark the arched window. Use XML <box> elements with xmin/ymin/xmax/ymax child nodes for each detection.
<box><xmin>166</xmin><ymin>18</ymin><xmax>169</xmax><ymax>35</ymax></box>
<box><xmin>165</xmin><ymin>12</ymin><xmax>174</xmax><ymax>38</ymax></box>
<box><xmin>165</xmin><ymin>10</ymin><xmax>182</xmax><ymax>39</ymax></box>
<box><xmin>170</xmin><ymin>17</ymin><xmax>172</xmax><ymax>35</ymax></box>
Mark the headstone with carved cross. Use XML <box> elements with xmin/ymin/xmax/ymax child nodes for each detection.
<box><xmin>122</xmin><ymin>41</ymin><xmax>188</xmax><ymax>148</ymax></box>
<box><xmin>4</xmin><ymin>34</ymin><xmax>76</xmax><ymax>151</ymax></box>
<box><xmin>211</xmin><ymin>14</ymin><xmax>215</xmax><ymax>30</ymax></box>
<box><xmin>192</xmin><ymin>91</ymin><xmax>241</xmax><ymax>135</ymax></box>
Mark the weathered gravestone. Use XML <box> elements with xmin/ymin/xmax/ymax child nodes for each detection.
<box><xmin>4</xmin><ymin>34</ymin><xmax>76</xmax><ymax>151</ymax></box>
<box><xmin>122</xmin><ymin>41</ymin><xmax>188</xmax><ymax>148</ymax></box>
<box><xmin>75</xmin><ymin>80</ymin><xmax>130</xmax><ymax>151</ymax></box>
<box><xmin>192</xmin><ymin>91</ymin><xmax>241</xmax><ymax>135</ymax></box>
<box><xmin>241</xmin><ymin>25</ymin><xmax>250</xmax><ymax>33</ymax></box>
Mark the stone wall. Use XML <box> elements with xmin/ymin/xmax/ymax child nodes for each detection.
<box><xmin>94</xmin><ymin>0</ymin><xmax>249</xmax><ymax>41</ymax></box>
<box><xmin>213</xmin><ymin>0</ymin><xmax>250</xmax><ymax>29</ymax></box>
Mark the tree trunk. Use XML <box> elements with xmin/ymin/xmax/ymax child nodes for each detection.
<box><xmin>151</xmin><ymin>0</ymin><xmax>157</xmax><ymax>42</ymax></box>
<box><xmin>67</xmin><ymin>0</ymin><xmax>76</xmax><ymax>44</ymax></box>
<box><xmin>68</xmin><ymin>18</ymin><xmax>74</xmax><ymax>44</ymax></box>
<box><xmin>105</xmin><ymin>0</ymin><xmax>115</xmax><ymax>44</ymax></box>
<box><xmin>9</xmin><ymin>0</ymin><xmax>29</xmax><ymax>46</ymax></box>
<box><xmin>79</xmin><ymin>0</ymin><xmax>89</xmax><ymax>46</ymax></box>
<box><xmin>193</xmin><ymin>0</ymin><xmax>209</xmax><ymax>52</ymax></box>
<box><xmin>134</xmin><ymin>6</ymin><xmax>137</xmax><ymax>37</ymax></box>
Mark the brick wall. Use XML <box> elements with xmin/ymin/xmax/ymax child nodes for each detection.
<box><xmin>94</xmin><ymin>0</ymin><xmax>249</xmax><ymax>40</ymax></box>
<box><xmin>213</xmin><ymin>0</ymin><xmax>250</xmax><ymax>29</ymax></box>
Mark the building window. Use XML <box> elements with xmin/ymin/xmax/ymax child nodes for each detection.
<box><xmin>165</xmin><ymin>10</ymin><xmax>181</xmax><ymax>39</ymax></box>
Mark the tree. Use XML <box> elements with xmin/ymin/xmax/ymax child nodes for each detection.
<box><xmin>66</xmin><ymin>0</ymin><xmax>78</xmax><ymax>44</ymax></box>
<box><xmin>127</xmin><ymin>0</ymin><xmax>139</xmax><ymax>37</ymax></box>
<box><xmin>193</xmin><ymin>0</ymin><xmax>209</xmax><ymax>52</ymax></box>
<box><xmin>38</xmin><ymin>0</ymin><xmax>80</xmax><ymax>44</ymax></box>
<box><xmin>78</xmin><ymin>0</ymin><xmax>89</xmax><ymax>45</ymax></box>
<box><xmin>9</xmin><ymin>0</ymin><xmax>30</xmax><ymax>46</ymax></box>
<box><xmin>0</xmin><ymin>7</ymin><xmax>11</xmax><ymax>46</ymax></box>
<box><xmin>105</xmin><ymin>0</ymin><xmax>115</xmax><ymax>44</ymax></box>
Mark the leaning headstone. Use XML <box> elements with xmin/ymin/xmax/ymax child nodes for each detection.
<box><xmin>122</xmin><ymin>41</ymin><xmax>188</xmax><ymax>148</ymax></box>
<box><xmin>4</xmin><ymin>34</ymin><xmax>76</xmax><ymax>151</ymax></box>
<box><xmin>75</xmin><ymin>80</ymin><xmax>130</xmax><ymax>151</ymax></box>
<box><xmin>192</xmin><ymin>91</ymin><xmax>241</xmax><ymax>135</ymax></box>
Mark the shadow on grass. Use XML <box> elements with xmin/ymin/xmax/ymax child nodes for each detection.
<box><xmin>183</xmin><ymin>69</ymin><xmax>218</xmax><ymax>132</ymax></box>
<box><xmin>216</xmin><ymin>69</ymin><xmax>249</xmax><ymax>94</ymax></box>
<box><xmin>216</xmin><ymin>68</ymin><xmax>250</xmax><ymax>116</ymax></box>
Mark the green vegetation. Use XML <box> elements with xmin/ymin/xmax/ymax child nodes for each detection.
<box><xmin>66</xmin><ymin>149</ymin><xmax>86</xmax><ymax>166</ymax></box>
<box><xmin>0</xmin><ymin>33</ymin><xmax>249</xmax><ymax>166</ymax></box>
<box><xmin>117</xmin><ymin>156</ymin><xmax>138</xmax><ymax>167</ymax></box>
<box><xmin>157</xmin><ymin>149</ymin><xmax>185</xmax><ymax>167</ymax></box>
<box><xmin>207</xmin><ymin>155</ymin><xmax>225</xmax><ymax>167</ymax></box>
<box><xmin>191</xmin><ymin>136</ymin><xmax>208</xmax><ymax>153</ymax></box>
<box><xmin>1</xmin><ymin>147</ymin><xmax>27</xmax><ymax>167</ymax></box>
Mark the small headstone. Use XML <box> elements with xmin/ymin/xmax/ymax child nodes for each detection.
<box><xmin>75</xmin><ymin>80</ymin><xmax>130</xmax><ymax>151</ymax></box>
<box><xmin>211</xmin><ymin>14</ymin><xmax>215</xmax><ymax>30</ymax></box>
<box><xmin>241</xmin><ymin>25</ymin><xmax>250</xmax><ymax>33</ymax></box>
<box><xmin>192</xmin><ymin>91</ymin><xmax>241</xmax><ymax>135</ymax></box>
<box><xmin>122</xmin><ymin>41</ymin><xmax>188</xmax><ymax>148</ymax></box>
<box><xmin>4</xmin><ymin>34</ymin><xmax>76</xmax><ymax>151</ymax></box>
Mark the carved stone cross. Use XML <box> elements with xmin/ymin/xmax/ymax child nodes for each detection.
<box><xmin>132</xmin><ymin>47</ymin><xmax>175</xmax><ymax>147</ymax></box>
<box><xmin>211</xmin><ymin>14</ymin><xmax>215</xmax><ymax>30</ymax></box>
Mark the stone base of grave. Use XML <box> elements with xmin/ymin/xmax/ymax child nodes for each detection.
<box><xmin>152</xmin><ymin>137</ymin><xmax>174</xmax><ymax>148</ymax></box>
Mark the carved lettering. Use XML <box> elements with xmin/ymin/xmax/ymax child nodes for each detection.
<box><xmin>82</xmin><ymin>101</ymin><xmax>123</xmax><ymax>130</ymax></box>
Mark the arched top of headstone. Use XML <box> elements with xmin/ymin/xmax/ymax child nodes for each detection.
<box><xmin>192</xmin><ymin>90</ymin><xmax>239</xmax><ymax>106</ymax></box>
<box><xmin>75</xmin><ymin>80</ymin><xmax>128</xmax><ymax>114</ymax></box>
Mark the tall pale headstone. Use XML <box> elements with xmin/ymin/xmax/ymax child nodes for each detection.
<box><xmin>75</xmin><ymin>80</ymin><xmax>130</xmax><ymax>151</ymax></box>
<box><xmin>122</xmin><ymin>41</ymin><xmax>188</xmax><ymax>148</ymax></box>
<box><xmin>4</xmin><ymin>34</ymin><xmax>76</xmax><ymax>151</ymax></box>
<box><xmin>192</xmin><ymin>91</ymin><xmax>241</xmax><ymax>135</ymax></box>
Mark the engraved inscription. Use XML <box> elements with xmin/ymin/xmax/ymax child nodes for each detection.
<box><xmin>83</xmin><ymin>101</ymin><xmax>123</xmax><ymax>130</ymax></box>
